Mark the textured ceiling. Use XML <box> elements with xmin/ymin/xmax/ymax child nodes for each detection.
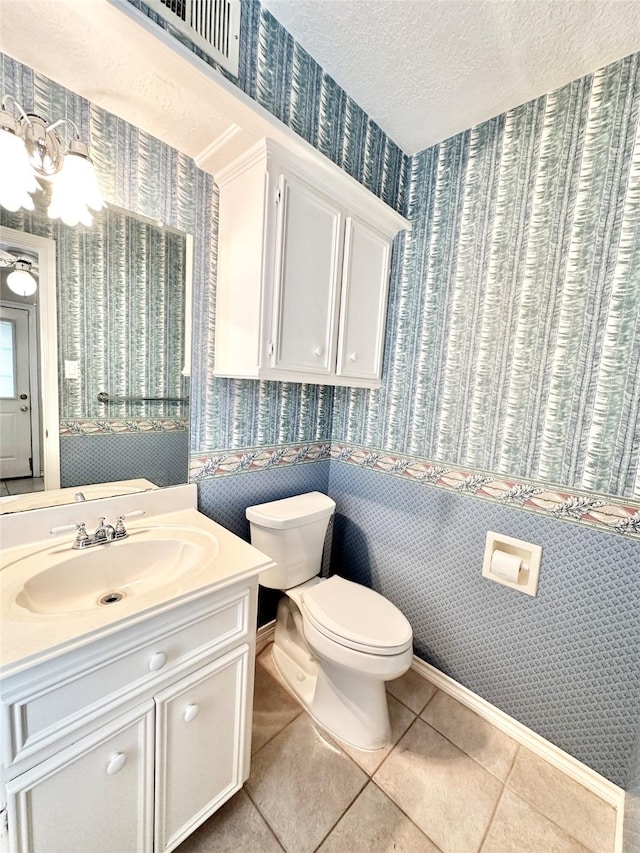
<box><xmin>263</xmin><ymin>0</ymin><xmax>640</xmax><ymax>153</ymax></box>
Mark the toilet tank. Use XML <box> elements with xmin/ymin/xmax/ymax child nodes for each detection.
<box><xmin>246</xmin><ymin>492</ymin><xmax>336</xmax><ymax>589</ymax></box>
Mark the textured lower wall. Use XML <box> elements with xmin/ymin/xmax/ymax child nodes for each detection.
<box><xmin>196</xmin><ymin>460</ymin><xmax>330</xmax><ymax>626</ymax></box>
<box><xmin>60</xmin><ymin>432</ymin><xmax>189</xmax><ymax>488</ymax></box>
<box><xmin>626</xmin><ymin>729</ymin><xmax>640</xmax><ymax>851</ymax></box>
<box><xmin>328</xmin><ymin>461</ymin><xmax>640</xmax><ymax>786</ymax></box>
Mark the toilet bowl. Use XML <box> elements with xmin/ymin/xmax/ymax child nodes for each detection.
<box><xmin>246</xmin><ymin>492</ymin><xmax>413</xmax><ymax>750</ymax></box>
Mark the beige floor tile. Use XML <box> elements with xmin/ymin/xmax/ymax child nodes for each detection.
<box><xmin>246</xmin><ymin>713</ymin><xmax>367</xmax><ymax>853</ymax></box>
<box><xmin>340</xmin><ymin>694</ymin><xmax>416</xmax><ymax>775</ymax></box>
<box><xmin>257</xmin><ymin>644</ymin><xmax>289</xmax><ymax>691</ymax></box>
<box><xmin>374</xmin><ymin>718</ymin><xmax>502</xmax><ymax>853</ymax></box>
<box><xmin>421</xmin><ymin>690</ymin><xmax>518</xmax><ymax>780</ymax></box>
<box><xmin>175</xmin><ymin>789</ymin><xmax>283</xmax><ymax>852</ymax></box>
<box><xmin>481</xmin><ymin>789</ymin><xmax>590</xmax><ymax>853</ymax></box>
<box><xmin>5</xmin><ymin>477</ymin><xmax>44</xmax><ymax>494</ymax></box>
<box><xmin>387</xmin><ymin>667</ymin><xmax>437</xmax><ymax>713</ymax></box>
<box><xmin>507</xmin><ymin>748</ymin><xmax>616</xmax><ymax>853</ymax></box>
<box><xmin>252</xmin><ymin>661</ymin><xmax>302</xmax><ymax>754</ymax></box>
<box><xmin>318</xmin><ymin>781</ymin><xmax>440</xmax><ymax>853</ymax></box>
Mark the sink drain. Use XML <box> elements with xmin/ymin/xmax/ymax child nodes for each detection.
<box><xmin>98</xmin><ymin>591</ymin><xmax>125</xmax><ymax>606</ymax></box>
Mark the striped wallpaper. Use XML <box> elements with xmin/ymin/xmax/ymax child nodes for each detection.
<box><xmin>139</xmin><ymin>0</ymin><xmax>640</xmax><ymax>502</ymax></box>
<box><xmin>3</xmin><ymin>5</ymin><xmax>640</xmax><ymax>505</ymax></box>
<box><xmin>332</xmin><ymin>52</ymin><xmax>640</xmax><ymax>501</ymax></box>
<box><xmin>1</xmin><ymin>205</ymin><xmax>187</xmax><ymax>420</ymax></box>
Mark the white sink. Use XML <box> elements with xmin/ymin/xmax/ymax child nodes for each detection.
<box><xmin>9</xmin><ymin>526</ymin><xmax>219</xmax><ymax>615</ymax></box>
<box><xmin>0</xmin><ymin>497</ymin><xmax>275</xmax><ymax>677</ymax></box>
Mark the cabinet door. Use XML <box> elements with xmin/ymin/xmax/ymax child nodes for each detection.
<box><xmin>6</xmin><ymin>702</ymin><xmax>154</xmax><ymax>853</ymax></box>
<box><xmin>271</xmin><ymin>173</ymin><xmax>343</xmax><ymax>375</ymax></box>
<box><xmin>154</xmin><ymin>645</ymin><xmax>250</xmax><ymax>853</ymax></box>
<box><xmin>337</xmin><ymin>217</ymin><xmax>392</xmax><ymax>382</ymax></box>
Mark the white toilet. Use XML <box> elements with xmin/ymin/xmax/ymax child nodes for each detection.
<box><xmin>246</xmin><ymin>491</ymin><xmax>413</xmax><ymax>751</ymax></box>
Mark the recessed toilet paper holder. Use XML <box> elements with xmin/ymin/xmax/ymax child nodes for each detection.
<box><xmin>482</xmin><ymin>532</ymin><xmax>542</xmax><ymax>597</ymax></box>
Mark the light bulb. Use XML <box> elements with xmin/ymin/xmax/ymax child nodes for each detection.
<box><xmin>0</xmin><ymin>128</ymin><xmax>38</xmax><ymax>212</ymax></box>
<box><xmin>7</xmin><ymin>265</ymin><xmax>37</xmax><ymax>297</ymax></box>
<box><xmin>48</xmin><ymin>151</ymin><xmax>104</xmax><ymax>227</ymax></box>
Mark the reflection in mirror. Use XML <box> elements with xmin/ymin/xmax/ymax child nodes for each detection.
<box><xmin>0</xmin><ymin>207</ymin><xmax>191</xmax><ymax>514</ymax></box>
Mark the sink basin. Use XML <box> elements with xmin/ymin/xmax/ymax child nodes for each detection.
<box><xmin>10</xmin><ymin>527</ymin><xmax>219</xmax><ymax>615</ymax></box>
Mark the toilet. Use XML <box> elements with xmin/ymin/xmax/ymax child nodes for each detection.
<box><xmin>246</xmin><ymin>491</ymin><xmax>413</xmax><ymax>751</ymax></box>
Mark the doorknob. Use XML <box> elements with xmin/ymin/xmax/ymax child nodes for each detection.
<box><xmin>20</xmin><ymin>406</ymin><xmax>29</xmax><ymax>412</ymax></box>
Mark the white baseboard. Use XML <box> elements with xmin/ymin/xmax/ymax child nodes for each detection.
<box><xmin>411</xmin><ymin>658</ymin><xmax>626</xmax><ymax>852</ymax></box>
<box><xmin>256</xmin><ymin>621</ymin><xmax>276</xmax><ymax>652</ymax></box>
<box><xmin>254</xmin><ymin>629</ymin><xmax>625</xmax><ymax>851</ymax></box>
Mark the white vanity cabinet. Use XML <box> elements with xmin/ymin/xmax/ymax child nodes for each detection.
<box><xmin>214</xmin><ymin>138</ymin><xmax>408</xmax><ymax>389</ymax></box>
<box><xmin>1</xmin><ymin>581</ymin><xmax>257</xmax><ymax>853</ymax></box>
<box><xmin>6</xmin><ymin>702</ymin><xmax>155</xmax><ymax>853</ymax></box>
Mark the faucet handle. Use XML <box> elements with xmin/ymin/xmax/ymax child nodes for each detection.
<box><xmin>115</xmin><ymin>515</ymin><xmax>127</xmax><ymax>537</ymax></box>
<box><xmin>75</xmin><ymin>522</ymin><xmax>89</xmax><ymax>546</ymax></box>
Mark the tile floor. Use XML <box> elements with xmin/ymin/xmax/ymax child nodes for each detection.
<box><xmin>177</xmin><ymin>643</ymin><xmax>617</xmax><ymax>853</ymax></box>
<box><xmin>0</xmin><ymin>476</ymin><xmax>44</xmax><ymax>496</ymax></box>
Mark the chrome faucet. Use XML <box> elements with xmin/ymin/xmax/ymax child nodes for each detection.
<box><xmin>74</xmin><ymin>491</ymin><xmax>86</xmax><ymax>502</ymax></box>
<box><xmin>73</xmin><ymin>516</ymin><xmax>128</xmax><ymax>549</ymax></box>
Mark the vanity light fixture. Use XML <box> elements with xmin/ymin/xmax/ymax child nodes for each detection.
<box><xmin>6</xmin><ymin>259</ymin><xmax>37</xmax><ymax>297</ymax></box>
<box><xmin>0</xmin><ymin>94</ymin><xmax>104</xmax><ymax>227</ymax></box>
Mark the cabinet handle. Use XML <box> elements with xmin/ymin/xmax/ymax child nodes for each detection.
<box><xmin>184</xmin><ymin>703</ymin><xmax>200</xmax><ymax>723</ymax></box>
<box><xmin>149</xmin><ymin>652</ymin><xmax>167</xmax><ymax>672</ymax></box>
<box><xmin>314</xmin><ymin>346</ymin><xmax>323</xmax><ymax>358</ymax></box>
<box><xmin>349</xmin><ymin>352</ymin><xmax>358</xmax><ymax>363</ymax></box>
<box><xmin>106</xmin><ymin>752</ymin><xmax>127</xmax><ymax>775</ymax></box>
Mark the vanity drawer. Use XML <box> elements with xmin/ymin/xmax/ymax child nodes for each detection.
<box><xmin>3</xmin><ymin>587</ymin><xmax>251</xmax><ymax>767</ymax></box>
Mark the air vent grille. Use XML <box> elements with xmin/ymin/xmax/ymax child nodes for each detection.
<box><xmin>145</xmin><ymin>0</ymin><xmax>240</xmax><ymax>76</ymax></box>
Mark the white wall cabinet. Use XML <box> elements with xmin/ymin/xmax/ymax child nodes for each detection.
<box><xmin>214</xmin><ymin>139</ymin><xmax>408</xmax><ymax>389</ymax></box>
<box><xmin>1</xmin><ymin>582</ymin><xmax>257</xmax><ymax>853</ymax></box>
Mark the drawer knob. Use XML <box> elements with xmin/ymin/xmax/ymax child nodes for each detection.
<box><xmin>149</xmin><ymin>652</ymin><xmax>167</xmax><ymax>672</ymax></box>
<box><xmin>184</xmin><ymin>703</ymin><xmax>200</xmax><ymax>723</ymax></box>
<box><xmin>349</xmin><ymin>352</ymin><xmax>358</xmax><ymax>362</ymax></box>
<box><xmin>106</xmin><ymin>752</ymin><xmax>127</xmax><ymax>775</ymax></box>
<box><xmin>314</xmin><ymin>346</ymin><xmax>323</xmax><ymax>357</ymax></box>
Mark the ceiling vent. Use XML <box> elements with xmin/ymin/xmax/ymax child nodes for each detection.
<box><xmin>144</xmin><ymin>0</ymin><xmax>240</xmax><ymax>76</ymax></box>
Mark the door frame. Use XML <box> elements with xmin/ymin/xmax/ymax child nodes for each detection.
<box><xmin>0</xmin><ymin>300</ymin><xmax>41</xmax><ymax>478</ymax></box>
<box><xmin>0</xmin><ymin>227</ymin><xmax>59</xmax><ymax>489</ymax></box>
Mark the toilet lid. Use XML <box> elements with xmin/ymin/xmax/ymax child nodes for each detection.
<box><xmin>300</xmin><ymin>576</ymin><xmax>412</xmax><ymax>655</ymax></box>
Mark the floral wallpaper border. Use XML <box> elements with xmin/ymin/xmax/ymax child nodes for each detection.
<box><xmin>190</xmin><ymin>442</ymin><xmax>332</xmax><ymax>480</ymax></box>
<box><xmin>190</xmin><ymin>441</ymin><xmax>640</xmax><ymax>539</ymax></box>
<box><xmin>60</xmin><ymin>418</ymin><xmax>189</xmax><ymax>436</ymax></box>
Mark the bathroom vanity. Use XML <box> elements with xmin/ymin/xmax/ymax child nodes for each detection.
<box><xmin>0</xmin><ymin>485</ymin><xmax>274</xmax><ymax>853</ymax></box>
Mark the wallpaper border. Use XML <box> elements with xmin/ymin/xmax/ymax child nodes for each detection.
<box><xmin>190</xmin><ymin>441</ymin><xmax>640</xmax><ymax>539</ymax></box>
<box><xmin>60</xmin><ymin>418</ymin><xmax>189</xmax><ymax>436</ymax></box>
<box><xmin>190</xmin><ymin>442</ymin><xmax>332</xmax><ymax>480</ymax></box>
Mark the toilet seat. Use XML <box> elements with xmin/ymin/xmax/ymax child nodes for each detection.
<box><xmin>300</xmin><ymin>576</ymin><xmax>412</xmax><ymax>656</ymax></box>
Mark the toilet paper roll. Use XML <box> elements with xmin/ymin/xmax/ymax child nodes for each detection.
<box><xmin>491</xmin><ymin>550</ymin><xmax>522</xmax><ymax>582</ymax></box>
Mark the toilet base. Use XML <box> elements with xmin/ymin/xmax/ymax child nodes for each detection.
<box><xmin>271</xmin><ymin>596</ymin><xmax>411</xmax><ymax>751</ymax></box>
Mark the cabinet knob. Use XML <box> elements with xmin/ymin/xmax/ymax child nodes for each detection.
<box><xmin>349</xmin><ymin>352</ymin><xmax>358</xmax><ymax>363</ymax></box>
<box><xmin>149</xmin><ymin>652</ymin><xmax>167</xmax><ymax>672</ymax></box>
<box><xmin>314</xmin><ymin>346</ymin><xmax>323</xmax><ymax>357</ymax></box>
<box><xmin>184</xmin><ymin>703</ymin><xmax>200</xmax><ymax>722</ymax></box>
<box><xmin>106</xmin><ymin>752</ymin><xmax>127</xmax><ymax>775</ymax></box>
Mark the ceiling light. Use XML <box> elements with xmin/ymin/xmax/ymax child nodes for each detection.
<box><xmin>6</xmin><ymin>259</ymin><xmax>37</xmax><ymax>297</ymax></box>
<box><xmin>0</xmin><ymin>94</ymin><xmax>104</xmax><ymax>226</ymax></box>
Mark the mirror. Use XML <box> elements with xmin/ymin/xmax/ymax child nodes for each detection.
<box><xmin>0</xmin><ymin>205</ymin><xmax>191</xmax><ymax>513</ymax></box>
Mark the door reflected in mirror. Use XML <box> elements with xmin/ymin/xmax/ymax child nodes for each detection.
<box><xmin>0</xmin><ymin>206</ymin><xmax>192</xmax><ymax>514</ymax></box>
